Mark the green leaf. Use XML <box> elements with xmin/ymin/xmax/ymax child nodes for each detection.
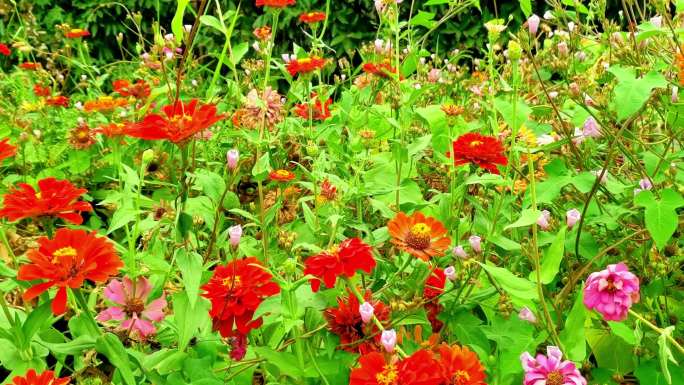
<box><xmin>477</xmin><ymin>262</ymin><xmax>537</xmax><ymax>300</ymax></box>
<box><xmin>230</xmin><ymin>42</ymin><xmax>249</xmax><ymax>67</ymax></box>
<box><xmin>494</xmin><ymin>97</ymin><xmax>531</xmax><ymax>131</ymax></box>
<box><xmin>635</xmin><ymin>189</ymin><xmax>684</xmax><ymax>249</ymax></box>
<box><xmin>531</xmin><ymin>227</ymin><xmax>566</xmax><ymax>284</ymax></box>
<box><xmin>95</xmin><ymin>333</ymin><xmax>136</xmax><ymax>385</ymax></box>
<box><xmin>607</xmin><ymin>66</ymin><xmax>667</xmax><ymax>121</ymax></box>
<box><xmin>252</xmin><ymin>347</ymin><xmax>304</xmax><ymax>377</ymax></box>
<box><xmin>608</xmin><ymin>321</ymin><xmax>637</xmax><ymax>345</ymax></box>
<box><xmin>519</xmin><ymin>0</ymin><xmax>532</xmax><ymax>17</ymax></box>
<box><xmin>199</xmin><ymin>15</ymin><xmax>225</xmax><ymax>34</ymax></box>
<box><xmin>171</xmin><ymin>0</ymin><xmax>190</xmax><ymax>43</ymax></box>
<box><xmin>504</xmin><ymin>209</ymin><xmax>541</xmax><ymax>230</ymax></box>
<box><xmin>252</xmin><ymin>153</ymin><xmax>271</xmax><ymax>182</ymax></box>
<box><xmin>658</xmin><ymin>326</ymin><xmax>678</xmax><ymax>385</ymax></box>
<box><xmin>586</xmin><ymin>326</ymin><xmax>635</xmax><ymax>373</ymax></box>
<box><xmin>173</xmin><ymin>292</ymin><xmax>210</xmax><ymax>351</ymax></box>
<box><xmin>177</xmin><ymin>211</ymin><xmax>193</xmax><ymax>239</ymax></box>
<box><xmin>176</xmin><ymin>250</ymin><xmax>202</xmax><ymax>308</ymax></box>
<box><xmin>409</xmin><ymin>11</ymin><xmax>436</xmax><ymax>28</ymax></box>
<box><xmin>559</xmin><ymin>288</ymin><xmax>587</xmax><ymax>361</ymax></box>
<box><xmin>21</xmin><ymin>301</ymin><xmax>52</xmax><ymax>346</ymax></box>
<box><xmin>43</xmin><ymin>335</ymin><xmax>96</xmax><ymax>355</ymax></box>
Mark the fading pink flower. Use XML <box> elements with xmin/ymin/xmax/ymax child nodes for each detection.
<box><xmin>582</xmin><ymin>116</ymin><xmax>601</xmax><ymax>138</ymax></box>
<box><xmin>359</xmin><ymin>301</ymin><xmax>374</xmax><ymax>324</ymax></box>
<box><xmin>566</xmin><ymin>209</ymin><xmax>581</xmax><ymax>229</ymax></box>
<box><xmin>229</xmin><ymin>333</ymin><xmax>248</xmax><ymax>361</ymax></box>
<box><xmin>518</xmin><ymin>306</ymin><xmax>537</xmax><ymax>323</ymax></box>
<box><xmin>469</xmin><ymin>235</ymin><xmax>481</xmax><ymax>253</ymax></box>
<box><xmin>452</xmin><ymin>245</ymin><xmax>468</xmax><ymax>259</ymax></box>
<box><xmin>583</xmin><ymin>262</ymin><xmax>640</xmax><ymax>321</ymax></box>
<box><xmin>520</xmin><ymin>346</ymin><xmax>587</xmax><ymax>385</ymax></box>
<box><xmin>537</xmin><ymin>210</ymin><xmax>551</xmax><ymax>230</ymax></box>
<box><xmin>380</xmin><ymin>329</ymin><xmax>396</xmax><ymax>353</ymax></box>
<box><xmin>527</xmin><ymin>14</ymin><xmax>540</xmax><ymax>35</ymax></box>
<box><xmin>96</xmin><ymin>276</ymin><xmax>167</xmax><ymax>338</ymax></box>
<box><xmin>444</xmin><ymin>266</ymin><xmax>456</xmax><ymax>281</ymax></box>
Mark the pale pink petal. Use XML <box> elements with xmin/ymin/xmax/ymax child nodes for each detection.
<box><xmin>96</xmin><ymin>307</ymin><xmax>126</xmax><ymax>322</ymax></box>
<box><xmin>104</xmin><ymin>280</ymin><xmax>127</xmax><ymax>305</ymax></box>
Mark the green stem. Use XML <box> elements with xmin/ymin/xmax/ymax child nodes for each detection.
<box><xmin>72</xmin><ymin>289</ymin><xmax>102</xmax><ymax>336</ymax></box>
<box><xmin>629</xmin><ymin>309</ymin><xmax>684</xmax><ymax>355</ymax></box>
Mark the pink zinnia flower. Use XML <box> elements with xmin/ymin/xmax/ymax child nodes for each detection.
<box><xmin>96</xmin><ymin>276</ymin><xmax>167</xmax><ymax>337</ymax></box>
<box><xmin>583</xmin><ymin>262</ymin><xmax>640</xmax><ymax>321</ymax></box>
<box><xmin>520</xmin><ymin>346</ymin><xmax>586</xmax><ymax>385</ymax></box>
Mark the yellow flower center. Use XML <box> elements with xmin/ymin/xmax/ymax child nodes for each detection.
<box><xmin>222</xmin><ymin>275</ymin><xmax>241</xmax><ymax>288</ymax></box>
<box><xmin>375</xmin><ymin>364</ymin><xmax>398</xmax><ymax>385</ymax></box>
<box><xmin>71</xmin><ymin>28</ymin><xmax>84</xmax><ymax>34</ymax></box>
<box><xmin>51</xmin><ymin>246</ymin><xmax>77</xmax><ymax>263</ymax></box>
<box><xmin>276</xmin><ymin>170</ymin><xmax>291</xmax><ymax>177</ymax></box>
<box><xmin>406</xmin><ymin>223</ymin><xmax>431</xmax><ymax>250</ymax></box>
<box><xmin>451</xmin><ymin>370</ymin><xmax>471</xmax><ymax>385</ymax></box>
<box><xmin>546</xmin><ymin>370</ymin><xmax>564</xmax><ymax>385</ymax></box>
<box><xmin>469</xmin><ymin>140</ymin><xmax>483</xmax><ymax>147</ymax></box>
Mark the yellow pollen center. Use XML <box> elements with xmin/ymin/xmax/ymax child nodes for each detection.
<box><xmin>451</xmin><ymin>370</ymin><xmax>471</xmax><ymax>385</ymax></box>
<box><xmin>276</xmin><ymin>170</ymin><xmax>290</xmax><ymax>177</ymax></box>
<box><xmin>375</xmin><ymin>365</ymin><xmax>398</xmax><ymax>385</ymax></box>
<box><xmin>222</xmin><ymin>276</ymin><xmax>241</xmax><ymax>288</ymax></box>
<box><xmin>469</xmin><ymin>140</ymin><xmax>483</xmax><ymax>147</ymax></box>
<box><xmin>410</xmin><ymin>223</ymin><xmax>431</xmax><ymax>237</ymax></box>
<box><xmin>406</xmin><ymin>223</ymin><xmax>432</xmax><ymax>250</ymax></box>
<box><xmin>546</xmin><ymin>370</ymin><xmax>564</xmax><ymax>385</ymax></box>
<box><xmin>71</xmin><ymin>29</ymin><xmax>84</xmax><ymax>33</ymax></box>
<box><xmin>51</xmin><ymin>246</ymin><xmax>77</xmax><ymax>263</ymax></box>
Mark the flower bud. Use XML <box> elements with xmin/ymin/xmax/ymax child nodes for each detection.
<box><xmin>508</xmin><ymin>40</ymin><xmax>522</xmax><ymax>61</ymax></box>
<box><xmin>518</xmin><ymin>307</ymin><xmax>537</xmax><ymax>323</ymax></box>
<box><xmin>566</xmin><ymin>209</ymin><xmax>581</xmax><ymax>229</ymax></box>
<box><xmin>142</xmin><ymin>149</ymin><xmax>155</xmax><ymax>164</ymax></box>
<box><xmin>444</xmin><ymin>266</ymin><xmax>456</xmax><ymax>281</ymax></box>
<box><xmin>452</xmin><ymin>245</ymin><xmax>468</xmax><ymax>259</ymax></box>
<box><xmin>537</xmin><ymin>210</ymin><xmax>551</xmax><ymax>230</ymax></box>
<box><xmin>527</xmin><ymin>14</ymin><xmax>540</xmax><ymax>35</ymax></box>
<box><xmin>359</xmin><ymin>302</ymin><xmax>374</xmax><ymax>324</ymax></box>
<box><xmin>229</xmin><ymin>225</ymin><xmax>242</xmax><ymax>248</ymax></box>
<box><xmin>227</xmin><ymin>149</ymin><xmax>239</xmax><ymax>170</ymax></box>
<box><xmin>469</xmin><ymin>235</ymin><xmax>482</xmax><ymax>253</ymax></box>
<box><xmin>380</xmin><ymin>329</ymin><xmax>397</xmax><ymax>353</ymax></box>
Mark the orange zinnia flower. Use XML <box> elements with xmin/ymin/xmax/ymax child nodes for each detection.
<box><xmin>65</xmin><ymin>28</ymin><xmax>90</xmax><ymax>38</ymax></box>
<box><xmin>387</xmin><ymin>212</ymin><xmax>451</xmax><ymax>260</ymax></box>
<box><xmin>112</xmin><ymin>79</ymin><xmax>151</xmax><ymax>99</ymax></box>
<box><xmin>20</xmin><ymin>62</ymin><xmax>41</xmax><ymax>70</ymax></box>
<box><xmin>0</xmin><ymin>177</ymin><xmax>92</xmax><ymax>225</ymax></box>
<box><xmin>69</xmin><ymin>122</ymin><xmax>97</xmax><ymax>149</ymax></box>
<box><xmin>83</xmin><ymin>96</ymin><xmax>128</xmax><ymax>112</ymax></box>
<box><xmin>362</xmin><ymin>61</ymin><xmax>400</xmax><ymax>78</ymax></box>
<box><xmin>269</xmin><ymin>169</ymin><xmax>296</xmax><ymax>182</ymax></box>
<box><xmin>0</xmin><ymin>138</ymin><xmax>17</xmax><ymax>162</ymax></box>
<box><xmin>256</xmin><ymin>0</ymin><xmax>295</xmax><ymax>7</ymax></box>
<box><xmin>10</xmin><ymin>369</ymin><xmax>70</xmax><ymax>385</ymax></box>
<box><xmin>18</xmin><ymin>228</ymin><xmax>123</xmax><ymax>315</ymax></box>
<box><xmin>126</xmin><ymin>99</ymin><xmax>225</xmax><ymax>143</ymax></box>
<box><xmin>299</xmin><ymin>12</ymin><xmax>326</xmax><ymax>23</ymax></box>
<box><xmin>96</xmin><ymin>122</ymin><xmax>129</xmax><ymax>138</ymax></box>
<box><xmin>45</xmin><ymin>95</ymin><xmax>69</xmax><ymax>107</ymax></box>
<box><xmin>437</xmin><ymin>344</ymin><xmax>488</xmax><ymax>385</ymax></box>
<box><xmin>253</xmin><ymin>26</ymin><xmax>272</xmax><ymax>41</ymax></box>
<box><xmin>286</xmin><ymin>57</ymin><xmax>327</xmax><ymax>77</ymax></box>
<box><xmin>34</xmin><ymin>84</ymin><xmax>51</xmax><ymax>97</ymax></box>
<box><xmin>350</xmin><ymin>349</ymin><xmax>444</xmax><ymax>385</ymax></box>
<box><xmin>294</xmin><ymin>94</ymin><xmax>332</xmax><ymax>121</ymax></box>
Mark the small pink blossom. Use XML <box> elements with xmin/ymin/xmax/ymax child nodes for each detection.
<box><xmin>359</xmin><ymin>301</ymin><xmax>374</xmax><ymax>324</ymax></box>
<box><xmin>469</xmin><ymin>235</ymin><xmax>481</xmax><ymax>253</ymax></box>
<box><xmin>380</xmin><ymin>329</ymin><xmax>397</xmax><ymax>353</ymax></box>
<box><xmin>582</xmin><ymin>116</ymin><xmax>601</xmax><ymax>138</ymax></box>
<box><xmin>537</xmin><ymin>210</ymin><xmax>551</xmax><ymax>230</ymax></box>
<box><xmin>583</xmin><ymin>262</ymin><xmax>640</xmax><ymax>321</ymax></box>
<box><xmin>634</xmin><ymin>178</ymin><xmax>653</xmax><ymax>195</ymax></box>
<box><xmin>452</xmin><ymin>245</ymin><xmax>468</xmax><ymax>259</ymax></box>
<box><xmin>444</xmin><ymin>266</ymin><xmax>456</xmax><ymax>281</ymax></box>
<box><xmin>527</xmin><ymin>14</ymin><xmax>540</xmax><ymax>35</ymax></box>
<box><xmin>518</xmin><ymin>307</ymin><xmax>537</xmax><ymax>323</ymax></box>
<box><xmin>96</xmin><ymin>276</ymin><xmax>167</xmax><ymax>338</ymax></box>
<box><xmin>520</xmin><ymin>346</ymin><xmax>587</xmax><ymax>385</ymax></box>
<box><xmin>566</xmin><ymin>209</ymin><xmax>581</xmax><ymax>229</ymax></box>
<box><xmin>227</xmin><ymin>149</ymin><xmax>239</xmax><ymax>170</ymax></box>
<box><xmin>229</xmin><ymin>225</ymin><xmax>242</xmax><ymax>248</ymax></box>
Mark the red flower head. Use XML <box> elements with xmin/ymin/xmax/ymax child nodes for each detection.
<box><xmin>17</xmin><ymin>228</ymin><xmax>123</xmax><ymax>315</ymax></box>
<box><xmin>46</xmin><ymin>95</ymin><xmax>69</xmax><ymax>108</ymax></box>
<box><xmin>20</xmin><ymin>62</ymin><xmax>41</xmax><ymax>70</ymax></box>
<box><xmin>126</xmin><ymin>99</ymin><xmax>225</xmax><ymax>143</ymax></box>
<box><xmin>294</xmin><ymin>94</ymin><xmax>332</xmax><ymax>121</ymax></box>
<box><xmin>10</xmin><ymin>369</ymin><xmax>70</xmax><ymax>385</ymax></box>
<box><xmin>0</xmin><ymin>178</ymin><xmax>92</xmax><ymax>225</ymax></box>
<box><xmin>0</xmin><ymin>43</ymin><xmax>11</xmax><ymax>56</ymax></box>
<box><xmin>113</xmin><ymin>79</ymin><xmax>151</xmax><ymax>99</ymax></box>
<box><xmin>269</xmin><ymin>169</ymin><xmax>296</xmax><ymax>182</ymax></box>
<box><xmin>437</xmin><ymin>343</ymin><xmax>488</xmax><ymax>385</ymax></box>
<box><xmin>256</xmin><ymin>0</ymin><xmax>295</xmax><ymax>7</ymax></box>
<box><xmin>96</xmin><ymin>122</ymin><xmax>130</xmax><ymax>138</ymax></box>
<box><xmin>362</xmin><ymin>61</ymin><xmax>400</xmax><ymax>78</ymax></box>
<box><xmin>449</xmin><ymin>133</ymin><xmax>508</xmax><ymax>174</ymax></box>
<box><xmin>34</xmin><ymin>84</ymin><xmax>51</xmax><ymax>97</ymax></box>
<box><xmin>319</xmin><ymin>179</ymin><xmax>337</xmax><ymax>201</ymax></box>
<box><xmin>324</xmin><ymin>290</ymin><xmax>389</xmax><ymax>353</ymax></box>
<box><xmin>350</xmin><ymin>349</ymin><xmax>444</xmax><ymax>385</ymax></box>
<box><xmin>0</xmin><ymin>138</ymin><xmax>17</xmax><ymax>162</ymax></box>
<box><xmin>424</xmin><ymin>268</ymin><xmax>446</xmax><ymax>332</ymax></box>
<box><xmin>65</xmin><ymin>28</ymin><xmax>90</xmax><ymax>38</ymax></box>
<box><xmin>201</xmin><ymin>257</ymin><xmax>280</xmax><ymax>337</ymax></box>
<box><xmin>388</xmin><ymin>212</ymin><xmax>451</xmax><ymax>261</ymax></box>
<box><xmin>299</xmin><ymin>12</ymin><xmax>326</xmax><ymax>24</ymax></box>
<box><xmin>304</xmin><ymin>238</ymin><xmax>376</xmax><ymax>292</ymax></box>
<box><xmin>286</xmin><ymin>57</ymin><xmax>327</xmax><ymax>77</ymax></box>
<box><xmin>69</xmin><ymin>122</ymin><xmax>97</xmax><ymax>149</ymax></box>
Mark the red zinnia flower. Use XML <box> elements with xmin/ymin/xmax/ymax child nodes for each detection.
<box><xmin>304</xmin><ymin>238</ymin><xmax>376</xmax><ymax>292</ymax></box>
<box><xmin>256</xmin><ymin>0</ymin><xmax>295</xmax><ymax>7</ymax></box>
<box><xmin>18</xmin><ymin>228</ymin><xmax>123</xmax><ymax>315</ymax></box>
<box><xmin>319</xmin><ymin>179</ymin><xmax>337</xmax><ymax>201</ymax></box>
<box><xmin>10</xmin><ymin>369</ymin><xmax>70</xmax><ymax>385</ymax></box>
<box><xmin>0</xmin><ymin>177</ymin><xmax>92</xmax><ymax>225</ymax></box>
<box><xmin>286</xmin><ymin>57</ymin><xmax>327</xmax><ymax>77</ymax></box>
<box><xmin>269</xmin><ymin>169</ymin><xmax>296</xmax><ymax>182</ymax></box>
<box><xmin>126</xmin><ymin>99</ymin><xmax>225</xmax><ymax>143</ymax></box>
<box><xmin>350</xmin><ymin>349</ymin><xmax>444</xmax><ymax>385</ymax></box>
<box><xmin>388</xmin><ymin>212</ymin><xmax>451</xmax><ymax>261</ymax></box>
<box><xmin>113</xmin><ymin>79</ymin><xmax>151</xmax><ymax>99</ymax></box>
<box><xmin>438</xmin><ymin>343</ymin><xmax>488</xmax><ymax>385</ymax></box>
<box><xmin>0</xmin><ymin>43</ymin><xmax>10</xmax><ymax>56</ymax></box>
<box><xmin>324</xmin><ymin>290</ymin><xmax>389</xmax><ymax>353</ymax></box>
<box><xmin>46</xmin><ymin>95</ymin><xmax>69</xmax><ymax>107</ymax></box>
<box><xmin>449</xmin><ymin>132</ymin><xmax>508</xmax><ymax>174</ymax></box>
<box><xmin>20</xmin><ymin>62</ymin><xmax>41</xmax><ymax>70</ymax></box>
<box><xmin>294</xmin><ymin>94</ymin><xmax>332</xmax><ymax>121</ymax></box>
<box><xmin>201</xmin><ymin>257</ymin><xmax>280</xmax><ymax>337</ymax></box>
<box><xmin>0</xmin><ymin>138</ymin><xmax>17</xmax><ymax>162</ymax></box>
<box><xmin>65</xmin><ymin>28</ymin><xmax>90</xmax><ymax>38</ymax></box>
<box><xmin>424</xmin><ymin>268</ymin><xmax>446</xmax><ymax>332</ymax></box>
<box><xmin>362</xmin><ymin>61</ymin><xmax>400</xmax><ymax>78</ymax></box>
<box><xmin>299</xmin><ymin>12</ymin><xmax>326</xmax><ymax>23</ymax></box>
<box><xmin>83</xmin><ymin>96</ymin><xmax>128</xmax><ymax>112</ymax></box>
<box><xmin>34</xmin><ymin>84</ymin><xmax>51</xmax><ymax>97</ymax></box>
